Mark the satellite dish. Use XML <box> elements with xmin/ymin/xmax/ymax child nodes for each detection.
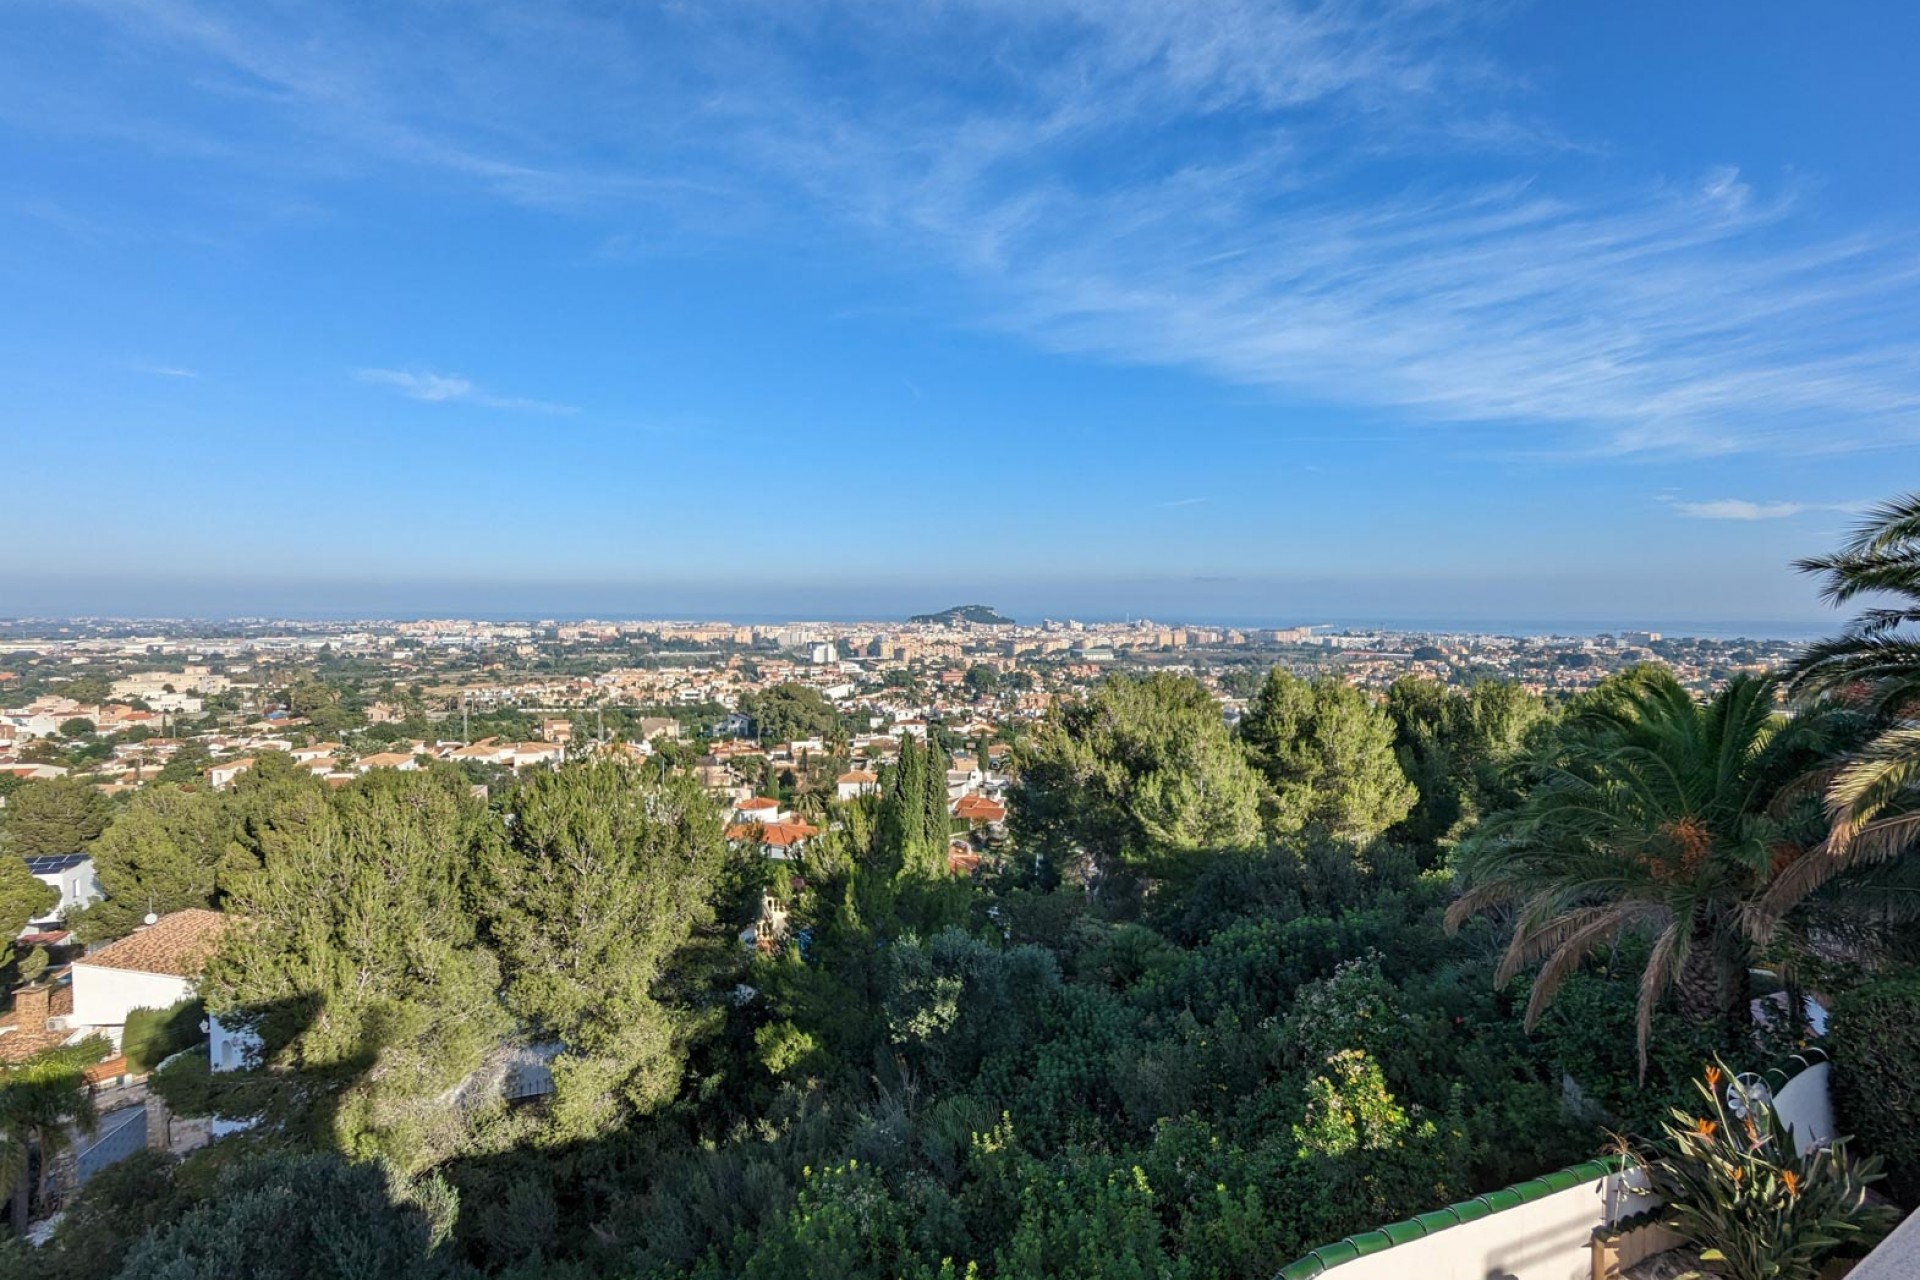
<box><xmin>143</xmin><ymin>911</ymin><xmax>159</xmax><ymax>927</ymax></box>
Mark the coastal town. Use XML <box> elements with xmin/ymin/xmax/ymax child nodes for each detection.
<box><xmin>0</xmin><ymin>610</ymin><xmax>1800</xmax><ymax>804</ymax></box>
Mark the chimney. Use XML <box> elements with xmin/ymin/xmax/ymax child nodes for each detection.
<box><xmin>12</xmin><ymin>984</ymin><xmax>50</xmax><ymax>1035</ymax></box>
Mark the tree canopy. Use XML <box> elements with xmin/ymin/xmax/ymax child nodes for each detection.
<box><xmin>1239</xmin><ymin>670</ymin><xmax>1416</xmax><ymax>844</ymax></box>
<box><xmin>484</xmin><ymin>759</ymin><xmax>744</xmax><ymax>1139</ymax></box>
<box><xmin>1011</xmin><ymin>672</ymin><xmax>1263</xmax><ymax>889</ymax></box>
<box><xmin>0</xmin><ymin>777</ymin><xmax>113</xmax><ymax>860</ymax></box>
<box><xmin>202</xmin><ymin>766</ymin><xmax>509</xmax><ymax>1168</ymax></box>
<box><xmin>1386</xmin><ymin>677</ymin><xmax>1551</xmax><ymax>847</ymax></box>
<box><xmin>738</xmin><ymin>683</ymin><xmax>847</xmax><ymax>744</ymax></box>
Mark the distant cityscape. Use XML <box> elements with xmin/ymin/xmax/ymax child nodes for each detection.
<box><xmin>0</xmin><ymin>607</ymin><xmax>1805</xmax><ymax>796</ymax></box>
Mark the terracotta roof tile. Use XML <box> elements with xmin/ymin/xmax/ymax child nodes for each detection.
<box><xmin>77</xmin><ymin>909</ymin><xmax>228</xmax><ymax>978</ymax></box>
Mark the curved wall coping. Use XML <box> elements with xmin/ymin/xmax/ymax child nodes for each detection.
<box><xmin>1271</xmin><ymin>1048</ymin><xmax>1832</xmax><ymax>1280</ymax></box>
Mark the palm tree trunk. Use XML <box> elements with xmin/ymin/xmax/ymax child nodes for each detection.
<box><xmin>1676</xmin><ymin>925</ymin><xmax>1751</xmax><ymax>1044</ymax></box>
<box><xmin>1677</xmin><ymin>925</ymin><xmax>1730</xmax><ymax>1026</ymax></box>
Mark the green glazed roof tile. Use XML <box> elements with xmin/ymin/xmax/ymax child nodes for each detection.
<box><xmin>1347</xmin><ymin>1232</ymin><xmax>1393</xmax><ymax>1257</ymax></box>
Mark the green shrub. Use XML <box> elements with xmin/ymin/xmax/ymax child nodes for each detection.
<box><xmin>1829</xmin><ymin>968</ymin><xmax>1920</xmax><ymax>1205</ymax></box>
<box><xmin>124</xmin><ymin>997</ymin><xmax>206</xmax><ymax>1075</ymax></box>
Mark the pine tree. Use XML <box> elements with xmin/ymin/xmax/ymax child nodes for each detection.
<box><xmin>0</xmin><ymin>777</ymin><xmax>113</xmax><ymax>860</ymax></box>
<box><xmin>485</xmin><ymin>758</ymin><xmax>737</xmax><ymax>1139</ymax></box>
<box><xmin>201</xmin><ymin>767</ymin><xmax>507</xmax><ymax>1168</ymax></box>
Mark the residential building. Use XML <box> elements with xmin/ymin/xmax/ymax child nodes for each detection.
<box><xmin>69</xmin><ymin>909</ymin><xmax>229</xmax><ymax>1049</ymax></box>
<box><xmin>22</xmin><ymin>853</ymin><xmax>103</xmax><ymax>927</ymax></box>
<box><xmin>206</xmin><ymin>757</ymin><xmax>256</xmax><ymax>790</ymax></box>
<box><xmin>836</xmin><ymin>770</ymin><xmax>878</xmax><ymax>800</ymax></box>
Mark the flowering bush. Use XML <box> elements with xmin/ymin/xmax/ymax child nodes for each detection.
<box><xmin>1647</xmin><ymin>1059</ymin><xmax>1895</xmax><ymax>1280</ymax></box>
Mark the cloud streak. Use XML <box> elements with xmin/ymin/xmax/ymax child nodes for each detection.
<box><xmin>355</xmin><ymin>367</ymin><xmax>575</xmax><ymax>414</ymax></box>
<box><xmin>1671</xmin><ymin>500</ymin><xmax>1810</xmax><ymax>521</ymax></box>
<box><xmin>34</xmin><ymin>1</ymin><xmax>1920</xmax><ymax>456</ymax></box>
<box><xmin>1666</xmin><ymin>497</ymin><xmax>1865</xmax><ymax>521</ymax></box>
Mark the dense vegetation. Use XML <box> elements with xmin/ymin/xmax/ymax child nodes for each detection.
<box><xmin>9</xmin><ymin>500</ymin><xmax>1920</xmax><ymax>1277</ymax></box>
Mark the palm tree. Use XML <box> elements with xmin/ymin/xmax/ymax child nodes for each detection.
<box><xmin>0</xmin><ymin>1041</ymin><xmax>103</xmax><ymax>1231</ymax></box>
<box><xmin>1447</xmin><ymin>669</ymin><xmax>1846</xmax><ymax>1074</ymax></box>
<box><xmin>1756</xmin><ymin>493</ymin><xmax>1920</xmax><ymax>925</ymax></box>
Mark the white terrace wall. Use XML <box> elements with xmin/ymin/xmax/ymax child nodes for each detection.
<box><xmin>1283</xmin><ymin>1053</ymin><xmax>1838</xmax><ymax>1280</ymax></box>
<box><xmin>1298</xmin><ymin>1169</ymin><xmax>1651</xmax><ymax>1280</ymax></box>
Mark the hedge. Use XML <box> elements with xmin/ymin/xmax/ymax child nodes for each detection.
<box><xmin>1829</xmin><ymin>968</ymin><xmax>1920</xmax><ymax>1206</ymax></box>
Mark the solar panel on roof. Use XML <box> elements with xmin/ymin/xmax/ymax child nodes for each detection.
<box><xmin>22</xmin><ymin>854</ymin><xmax>88</xmax><ymax>874</ymax></box>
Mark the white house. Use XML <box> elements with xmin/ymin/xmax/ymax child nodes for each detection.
<box><xmin>836</xmin><ymin>770</ymin><xmax>879</xmax><ymax>801</ymax></box>
<box><xmin>733</xmin><ymin>796</ymin><xmax>788</xmax><ymax>825</ymax></box>
<box><xmin>354</xmin><ymin>751</ymin><xmax>420</xmax><ymax>773</ymax></box>
<box><xmin>724</xmin><ymin>820</ymin><xmax>818</xmax><ymax>861</ymax></box>
<box><xmin>69</xmin><ymin>909</ymin><xmax>229</xmax><ymax>1049</ymax></box>
<box><xmin>204</xmin><ymin>1007</ymin><xmax>266</xmax><ymax>1138</ymax></box>
<box><xmin>510</xmin><ymin>742</ymin><xmax>565</xmax><ymax>771</ymax></box>
<box><xmin>207</xmin><ymin>1010</ymin><xmax>260</xmax><ymax>1073</ymax></box>
<box><xmin>206</xmin><ymin>757</ymin><xmax>256</xmax><ymax>791</ymax></box>
<box><xmin>4</xmin><ymin>712</ymin><xmax>63</xmax><ymax>742</ymax></box>
<box><xmin>21</xmin><ymin>853</ymin><xmax>103</xmax><ymax>927</ymax></box>
<box><xmin>450</xmin><ymin>740</ymin><xmax>516</xmax><ymax>767</ymax></box>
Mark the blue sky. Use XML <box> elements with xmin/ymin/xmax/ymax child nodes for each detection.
<box><xmin>2</xmin><ymin>1</ymin><xmax>1917</xmax><ymax>626</ymax></box>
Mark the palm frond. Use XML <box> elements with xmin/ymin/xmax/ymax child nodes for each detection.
<box><xmin>1499</xmin><ymin>902</ymin><xmax>1621</xmax><ymax>987</ymax></box>
<box><xmin>1823</xmin><ymin>726</ymin><xmax>1920</xmax><ymax>824</ymax></box>
<box><xmin>1789</xmin><ymin>636</ymin><xmax>1920</xmax><ymax>700</ymax></box>
<box><xmin>1523</xmin><ymin>903</ymin><xmax>1664</xmax><ymax>1030</ymax></box>
<box><xmin>1802</xmin><ymin>492</ymin><xmax>1920</xmax><ymax>561</ymax></box>
<box><xmin>1444</xmin><ymin>881</ymin><xmax>1518</xmax><ymax>933</ymax></box>
<box><xmin>1635</xmin><ymin>921</ymin><xmax>1685</xmax><ymax>1080</ymax></box>
<box><xmin>1765</xmin><ymin>763</ymin><xmax>1845</xmax><ymax>821</ymax></box>
<box><xmin>1751</xmin><ymin>811</ymin><xmax>1920</xmax><ymax>934</ymax></box>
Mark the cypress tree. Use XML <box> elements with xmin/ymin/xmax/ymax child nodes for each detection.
<box><xmin>895</xmin><ymin>736</ymin><xmax>926</xmax><ymax>855</ymax></box>
<box><xmin>922</xmin><ymin>741</ymin><xmax>951</xmax><ymax>868</ymax></box>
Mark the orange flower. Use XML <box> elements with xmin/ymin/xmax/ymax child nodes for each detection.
<box><xmin>1731</xmin><ymin>1167</ymin><xmax>1744</xmax><ymax>1184</ymax></box>
<box><xmin>1783</xmin><ymin>1170</ymin><xmax>1800</xmax><ymax>1198</ymax></box>
<box><xmin>1704</xmin><ymin>1064</ymin><xmax>1723</xmax><ymax>1089</ymax></box>
<box><xmin>1694</xmin><ymin>1118</ymin><xmax>1718</xmax><ymax>1138</ymax></box>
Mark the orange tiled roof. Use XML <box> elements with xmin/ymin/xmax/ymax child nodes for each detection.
<box><xmin>725</xmin><ymin>821</ymin><xmax>819</xmax><ymax>847</ymax></box>
<box><xmin>77</xmin><ymin>909</ymin><xmax>228</xmax><ymax>978</ymax></box>
<box><xmin>953</xmin><ymin>796</ymin><xmax>1007</xmax><ymax>822</ymax></box>
<box><xmin>82</xmin><ymin>1055</ymin><xmax>127</xmax><ymax>1083</ymax></box>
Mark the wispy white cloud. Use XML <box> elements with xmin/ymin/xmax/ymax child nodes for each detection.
<box><xmin>130</xmin><ymin>361</ymin><xmax>198</xmax><ymax>378</ymax></box>
<box><xmin>1158</xmin><ymin>497</ymin><xmax>1211</xmax><ymax>508</ymax></box>
<box><xmin>1665</xmin><ymin>497</ymin><xmax>1864</xmax><ymax>521</ymax></box>
<box><xmin>355</xmin><ymin>367</ymin><xmax>575</xmax><ymax>414</ymax></box>
<box><xmin>33</xmin><ymin>1</ymin><xmax>1920</xmax><ymax>456</ymax></box>
<box><xmin>1671</xmin><ymin>500</ymin><xmax>1810</xmax><ymax>521</ymax></box>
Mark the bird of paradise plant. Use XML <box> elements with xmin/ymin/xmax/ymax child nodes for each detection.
<box><xmin>1646</xmin><ymin>1057</ymin><xmax>1894</xmax><ymax>1280</ymax></box>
